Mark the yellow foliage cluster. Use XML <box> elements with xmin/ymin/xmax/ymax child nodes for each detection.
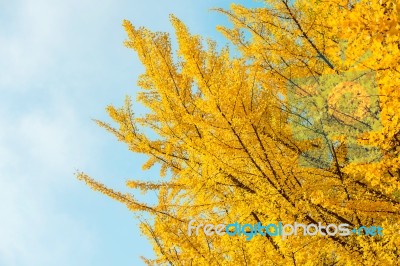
<box><xmin>78</xmin><ymin>0</ymin><xmax>400</xmax><ymax>265</ymax></box>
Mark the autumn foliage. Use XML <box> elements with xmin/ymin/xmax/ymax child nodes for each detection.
<box><xmin>77</xmin><ymin>0</ymin><xmax>400</xmax><ymax>265</ymax></box>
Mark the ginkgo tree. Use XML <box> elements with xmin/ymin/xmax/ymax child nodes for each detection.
<box><xmin>77</xmin><ymin>0</ymin><xmax>400</xmax><ymax>265</ymax></box>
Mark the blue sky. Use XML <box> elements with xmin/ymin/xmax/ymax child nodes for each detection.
<box><xmin>0</xmin><ymin>1</ymin><xmax>258</xmax><ymax>265</ymax></box>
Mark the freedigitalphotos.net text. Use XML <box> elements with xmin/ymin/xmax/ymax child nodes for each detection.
<box><xmin>187</xmin><ymin>220</ymin><xmax>383</xmax><ymax>241</ymax></box>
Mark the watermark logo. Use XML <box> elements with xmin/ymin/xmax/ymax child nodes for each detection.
<box><xmin>187</xmin><ymin>220</ymin><xmax>383</xmax><ymax>241</ymax></box>
<box><xmin>286</xmin><ymin>70</ymin><xmax>382</xmax><ymax>168</ymax></box>
<box><xmin>285</xmin><ymin>41</ymin><xmax>382</xmax><ymax>168</ymax></box>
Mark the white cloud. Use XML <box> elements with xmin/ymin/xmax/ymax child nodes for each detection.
<box><xmin>0</xmin><ymin>175</ymin><xmax>94</xmax><ymax>266</ymax></box>
<box><xmin>0</xmin><ymin>0</ymin><xmax>66</xmax><ymax>91</ymax></box>
<box><xmin>0</xmin><ymin>100</ymin><xmax>97</xmax><ymax>266</ymax></box>
<box><xmin>0</xmin><ymin>0</ymin><xmax>139</xmax><ymax>264</ymax></box>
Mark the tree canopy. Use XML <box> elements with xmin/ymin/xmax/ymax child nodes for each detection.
<box><xmin>78</xmin><ymin>0</ymin><xmax>400</xmax><ymax>265</ymax></box>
